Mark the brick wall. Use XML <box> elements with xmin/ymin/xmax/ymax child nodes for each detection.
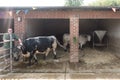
<box><xmin>70</xmin><ymin>15</ymin><xmax>79</xmax><ymax>62</ymax></box>
<box><xmin>14</xmin><ymin>11</ymin><xmax>25</xmax><ymax>40</ymax></box>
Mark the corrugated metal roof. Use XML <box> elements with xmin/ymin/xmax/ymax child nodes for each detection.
<box><xmin>0</xmin><ymin>6</ymin><xmax>120</xmax><ymax>11</ymax></box>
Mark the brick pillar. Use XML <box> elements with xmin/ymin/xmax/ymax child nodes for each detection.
<box><xmin>70</xmin><ymin>15</ymin><xmax>79</xmax><ymax>62</ymax></box>
<box><xmin>14</xmin><ymin>12</ymin><xmax>25</xmax><ymax>40</ymax></box>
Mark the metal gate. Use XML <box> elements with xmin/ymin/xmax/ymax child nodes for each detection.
<box><xmin>0</xmin><ymin>33</ymin><xmax>13</xmax><ymax>72</ymax></box>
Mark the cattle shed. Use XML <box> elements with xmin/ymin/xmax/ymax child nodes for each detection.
<box><xmin>0</xmin><ymin>7</ymin><xmax>120</xmax><ymax>63</ymax></box>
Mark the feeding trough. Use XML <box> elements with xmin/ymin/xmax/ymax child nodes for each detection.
<box><xmin>93</xmin><ymin>30</ymin><xmax>108</xmax><ymax>48</ymax></box>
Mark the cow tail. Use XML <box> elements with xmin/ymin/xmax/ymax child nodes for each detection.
<box><xmin>56</xmin><ymin>39</ymin><xmax>65</xmax><ymax>50</ymax></box>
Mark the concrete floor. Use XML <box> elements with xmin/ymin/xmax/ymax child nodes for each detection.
<box><xmin>1</xmin><ymin>61</ymin><xmax>120</xmax><ymax>79</ymax></box>
<box><xmin>1</xmin><ymin>72</ymin><xmax>120</xmax><ymax>79</ymax></box>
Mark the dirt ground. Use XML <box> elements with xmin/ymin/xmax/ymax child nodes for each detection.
<box><xmin>1</xmin><ymin>47</ymin><xmax>120</xmax><ymax>79</ymax></box>
<box><xmin>12</xmin><ymin>47</ymin><xmax>120</xmax><ymax>72</ymax></box>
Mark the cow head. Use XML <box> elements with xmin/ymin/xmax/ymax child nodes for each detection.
<box><xmin>17</xmin><ymin>45</ymin><xmax>26</xmax><ymax>54</ymax></box>
<box><xmin>13</xmin><ymin>44</ymin><xmax>26</xmax><ymax>61</ymax></box>
<box><xmin>14</xmin><ymin>45</ymin><xmax>31</xmax><ymax>63</ymax></box>
<box><xmin>12</xmin><ymin>47</ymin><xmax>21</xmax><ymax>61</ymax></box>
<box><xmin>17</xmin><ymin>45</ymin><xmax>31</xmax><ymax>58</ymax></box>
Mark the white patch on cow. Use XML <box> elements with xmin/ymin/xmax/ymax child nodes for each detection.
<box><xmin>17</xmin><ymin>45</ymin><xmax>21</xmax><ymax>49</ymax></box>
<box><xmin>80</xmin><ymin>43</ymin><xmax>83</xmax><ymax>48</ymax></box>
<box><xmin>52</xmin><ymin>41</ymin><xmax>57</xmax><ymax>49</ymax></box>
<box><xmin>53</xmin><ymin>49</ymin><xmax>56</xmax><ymax>55</ymax></box>
<box><xmin>35</xmin><ymin>50</ymin><xmax>46</xmax><ymax>54</ymax></box>
<box><xmin>22</xmin><ymin>52</ymin><xmax>30</xmax><ymax>57</ymax></box>
<box><xmin>35</xmin><ymin>50</ymin><xmax>40</xmax><ymax>53</ymax></box>
<box><xmin>45</xmin><ymin>48</ymin><xmax>51</xmax><ymax>56</ymax></box>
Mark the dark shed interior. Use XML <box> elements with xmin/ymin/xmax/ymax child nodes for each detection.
<box><xmin>79</xmin><ymin>19</ymin><xmax>120</xmax><ymax>57</ymax></box>
<box><xmin>25</xmin><ymin>19</ymin><xmax>69</xmax><ymax>44</ymax></box>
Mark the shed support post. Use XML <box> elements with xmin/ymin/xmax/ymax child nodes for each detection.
<box><xmin>14</xmin><ymin>12</ymin><xmax>25</xmax><ymax>41</ymax></box>
<box><xmin>70</xmin><ymin>15</ymin><xmax>79</xmax><ymax>62</ymax></box>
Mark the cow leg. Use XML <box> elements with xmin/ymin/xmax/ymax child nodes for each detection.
<box><xmin>28</xmin><ymin>54</ymin><xmax>33</xmax><ymax>66</ymax></box>
<box><xmin>63</xmin><ymin>42</ymin><xmax>68</xmax><ymax>51</ymax></box>
<box><xmin>33</xmin><ymin>54</ymin><xmax>38</xmax><ymax>63</ymax></box>
<box><xmin>23</xmin><ymin>56</ymin><xmax>28</xmax><ymax>62</ymax></box>
<box><xmin>28</xmin><ymin>51</ymin><xmax>35</xmax><ymax>66</ymax></box>
<box><xmin>80</xmin><ymin>43</ymin><xmax>83</xmax><ymax>50</ymax></box>
<box><xmin>45</xmin><ymin>48</ymin><xmax>51</xmax><ymax>59</ymax></box>
<box><xmin>52</xmin><ymin>48</ymin><xmax>57</xmax><ymax>59</ymax></box>
<box><xmin>52</xmin><ymin>41</ymin><xmax>57</xmax><ymax>59</ymax></box>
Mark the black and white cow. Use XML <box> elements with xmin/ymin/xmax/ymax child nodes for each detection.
<box><xmin>19</xmin><ymin>36</ymin><xmax>65</xmax><ymax>65</ymax></box>
<box><xmin>63</xmin><ymin>33</ymin><xmax>91</xmax><ymax>51</ymax></box>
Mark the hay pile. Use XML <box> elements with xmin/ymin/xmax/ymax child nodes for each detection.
<box><xmin>80</xmin><ymin>48</ymin><xmax>118</xmax><ymax>65</ymax></box>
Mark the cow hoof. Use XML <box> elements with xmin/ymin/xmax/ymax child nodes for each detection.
<box><xmin>34</xmin><ymin>62</ymin><xmax>38</xmax><ymax>65</ymax></box>
<box><xmin>28</xmin><ymin>63</ymin><xmax>33</xmax><ymax>66</ymax></box>
<box><xmin>24</xmin><ymin>58</ymin><xmax>28</xmax><ymax>62</ymax></box>
<box><xmin>34</xmin><ymin>61</ymin><xmax>38</xmax><ymax>65</ymax></box>
<box><xmin>81</xmin><ymin>48</ymin><xmax>84</xmax><ymax>50</ymax></box>
<box><xmin>28</xmin><ymin>64</ymin><xmax>31</xmax><ymax>66</ymax></box>
<box><xmin>64</xmin><ymin>49</ymin><xmax>67</xmax><ymax>52</ymax></box>
<box><xmin>54</xmin><ymin>56</ymin><xmax>57</xmax><ymax>59</ymax></box>
<box><xmin>54</xmin><ymin>57</ymin><xmax>57</xmax><ymax>59</ymax></box>
<box><xmin>14</xmin><ymin>58</ymin><xmax>19</xmax><ymax>61</ymax></box>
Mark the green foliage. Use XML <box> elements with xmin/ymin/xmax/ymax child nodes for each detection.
<box><xmin>88</xmin><ymin>0</ymin><xmax>120</xmax><ymax>6</ymax></box>
<box><xmin>73</xmin><ymin>36</ymin><xmax>77</xmax><ymax>44</ymax></box>
<box><xmin>65</xmin><ymin>0</ymin><xmax>83</xmax><ymax>7</ymax></box>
